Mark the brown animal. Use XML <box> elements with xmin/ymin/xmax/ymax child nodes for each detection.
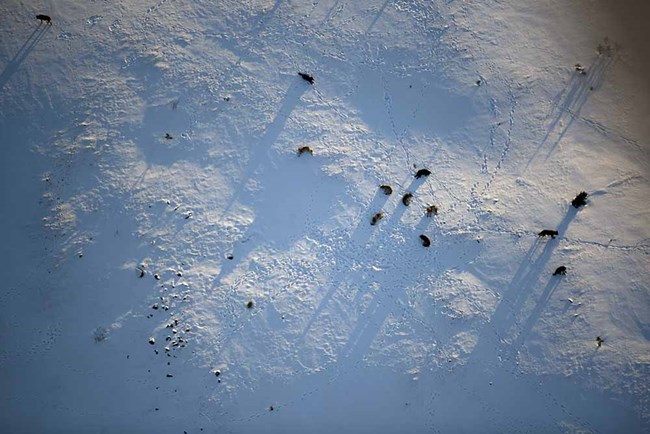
<box><xmin>297</xmin><ymin>146</ymin><xmax>313</xmax><ymax>156</ymax></box>
<box><xmin>572</xmin><ymin>192</ymin><xmax>588</xmax><ymax>208</ymax></box>
<box><xmin>402</xmin><ymin>193</ymin><xmax>413</xmax><ymax>206</ymax></box>
<box><xmin>36</xmin><ymin>14</ymin><xmax>52</xmax><ymax>24</ymax></box>
<box><xmin>379</xmin><ymin>185</ymin><xmax>393</xmax><ymax>195</ymax></box>
<box><xmin>419</xmin><ymin>234</ymin><xmax>431</xmax><ymax>247</ymax></box>
<box><xmin>553</xmin><ymin>266</ymin><xmax>567</xmax><ymax>276</ymax></box>
<box><xmin>298</xmin><ymin>72</ymin><xmax>314</xmax><ymax>84</ymax></box>
<box><xmin>425</xmin><ymin>205</ymin><xmax>438</xmax><ymax>217</ymax></box>
<box><xmin>538</xmin><ymin>229</ymin><xmax>559</xmax><ymax>238</ymax></box>
<box><xmin>370</xmin><ymin>212</ymin><xmax>384</xmax><ymax>226</ymax></box>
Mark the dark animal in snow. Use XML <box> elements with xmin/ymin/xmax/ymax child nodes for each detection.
<box><xmin>137</xmin><ymin>267</ymin><xmax>145</xmax><ymax>278</ymax></box>
<box><xmin>572</xmin><ymin>191</ymin><xmax>588</xmax><ymax>208</ymax></box>
<box><xmin>36</xmin><ymin>14</ymin><xmax>52</xmax><ymax>24</ymax></box>
<box><xmin>246</xmin><ymin>300</ymin><xmax>254</xmax><ymax>309</ymax></box>
<box><xmin>419</xmin><ymin>234</ymin><xmax>431</xmax><ymax>247</ymax></box>
<box><xmin>553</xmin><ymin>266</ymin><xmax>567</xmax><ymax>276</ymax></box>
<box><xmin>370</xmin><ymin>212</ymin><xmax>384</xmax><ymax>226</ymax></box>
<box><xmin>379</xmin><ymin>185</ymin><xmax>393</xmax><ymax>195</ymax></box>
<box><xmin>538</xmin><ymin>229</ymin><xmax>559</xmax><ymax>238</ymax></box>
<box><xmin>425</xmin><ymin>205</ymin><xmax>438</xmax><ymax>217</ymax></box>
<box><xmin>297</xmin><ymin>146</ymin><xmax>313</xmax><ymax>156</ymax></box>
<box><xmin>402</xmin><ymin>193</ymin><xmax>413</xmax><ymax>206</ymax></box>
<box><xmin>298</xmin><ymin>72</ymin><xmax>314</xmax><ymax>84</ymax></box>
<box><xmin>165</xmin><ymin>133</ymin><xmax>173</xmax><ymax>140</ymax></box>
<box><xmin>596</xmin><ymin>336</ymin><xmax>604</xmax><ymax>347</ymax></box>
<box><xmin>574</xmin><ymin>64</ymin><xmax>587</xmax><ymax>75</ymax></box>
<box><xmin>415</xmin><ymin>168</ymin><xmax>431</xmax><ymax>179</ymax></box>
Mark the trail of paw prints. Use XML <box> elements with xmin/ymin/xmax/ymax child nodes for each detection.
<box><xmin>468</xmin><ymin>88</ymin><xmax>517</xmax><ymax>217</ymax></box>
<box><xmin>464</xmin><ymin>294</ymin><xmax>594</xmax><ymax>430</ymax></box>
<box><xmin>479</xmin><ymin>87</ymin><xmax>517</xmax><ymax>197</ymax></box>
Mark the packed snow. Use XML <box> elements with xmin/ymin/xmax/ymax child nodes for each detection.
<box><xmin>1</xmin><ymin>0</ymin><xmax>649</xmax><ymax>432</ymax></box>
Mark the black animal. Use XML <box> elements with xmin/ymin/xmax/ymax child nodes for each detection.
<box><xmin>402</xmin><ymin>193</ymin><xmax>413</xmax><ymax>206</ymax></box>
<box><xmin>36</xmin><ymin>14</ymin><xmax>52</xmax><ymax>24</ymax></box>
<box><xmin>538</xmin><ymin>229</ymin><xmax>559</xmax><ymax>239</ymax></box>
<box><xmin>419</xmin><ymin>234</ymin><xmax>431</xmax><ymax>247</ymax></box>
<box><xmin>415</xmin><ymin>168</ymin><xmax>431</xmax><ymax>179</ymax></box>
<box><xmin>246</xmin><ymin>300</ymin><xmax>254</xmax><ymax>309</ymax></box>
<box><xmin>298</xmin><ymin>72</ymin><xmax>314</xmax><ymax>84</ymax></box>
<box><xmin>379</xmin><ymin>185</ymin><xmax>393</xmax><ymax>195</ymax></box>
<box><xmin>553</xmin><ymin>266</ymin><xmax>567</xmax><ymax>276</ymax></box>
<box><xmin>425</xmin><ymin>205</ymin><xmax>438</xmax><ymax>217</ymax></box>
<box><xmin>596</xmin><ymin>336</ymin><xmax>604</xmax><ymax>347</ymax></box>
<box><xmin>164</xmin><ymin>133</ymin><xmax>173</xmax><ymax>140</ymax></box>
<box><xmin>297</xmin><ymin>146</ymin><xmax>313</xmax><ymax>156</ymax></box>
<box><xmin>572</xmin><ymin>191</ymin><xmax>588</xmax><ymax>208</ymax></box>
<box><xmin>370</xmin><ymin>212</ymin><xmax>384</xmax><ymax>226</ymax></box>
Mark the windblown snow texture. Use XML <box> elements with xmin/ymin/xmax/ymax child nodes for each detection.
<box><xmin>1</xmin><ymin>0</ymin><xmax>649</xmax><ymax>433</ymax></box>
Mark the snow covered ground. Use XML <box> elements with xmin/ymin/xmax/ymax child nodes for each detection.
<box><xmin>1</xmin><ymin>0</ymin><xmax>649</xmax><ymax>432</ymax></box>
